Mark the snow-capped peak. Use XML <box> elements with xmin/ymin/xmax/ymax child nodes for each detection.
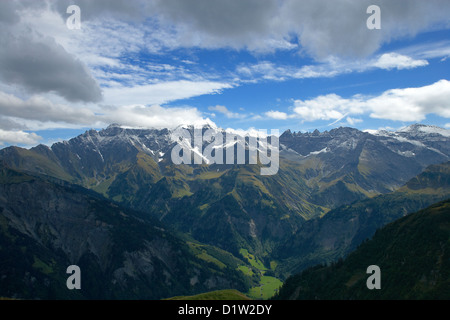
<box><xmin>398</xmin><ymin>124</ymin><xmax>450</xmax><ymax>137</ymax></box>
<box><xmin>365</xmin><ymin>124</ymin><xmax>450</xmax><ymax>138</ymax></box>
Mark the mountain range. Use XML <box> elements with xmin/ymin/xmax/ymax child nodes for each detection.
<box><xmin>0</xmin><ymin>123</ymin><xmax>449</xmax><ymax>299</ymax></box>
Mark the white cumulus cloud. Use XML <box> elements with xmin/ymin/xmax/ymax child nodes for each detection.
<box><xmin>0</xmin><ymin>129</ymin><xmax>42</xmax><ymax>146</ymax></box>
<box><xmin>104</xmin><ymin>80</ymin><xmax>232</xmax><ymax>107</ymax></box>
<box><xmin>372</xmin><ymin>53</ymin><xmax>429</xmax><ymax>70</ymax></box>
<box><xmin>290</xmin><ymin>80</ymin><xmax>450</xmax><ymax>123</ymax></box>
<box><xmin>100</xmin><ymin>104</ymin><xmax>214</xmax><ymax>129</ymax></box>
<box><xmin>265</xmin><ymin>110</ymin><xmax>289</xmax><ymax>120</ymax></box>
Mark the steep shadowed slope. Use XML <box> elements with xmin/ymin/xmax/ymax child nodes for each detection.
<box><xmin>274</xmin><ymin>198</ymin><xmax>450</xmax><ymax>300</ymax></box>
<box><xmin>0</xmin><ymin>164</ymin><xmax>249</xmax><ymax>299</ymax></box>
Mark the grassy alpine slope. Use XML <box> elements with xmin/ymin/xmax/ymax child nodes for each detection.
<box><xmin>274</xmin><ymin>162</ymin><xmax>450</xmax><ymax>277</ymax></box>
<box><xmin>273</xmin><ymin>198</ymin><xmax>450</xmax><ymax>300</ymax></box>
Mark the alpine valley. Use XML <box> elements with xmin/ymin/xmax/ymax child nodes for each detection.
<box><xmin>0</xmin><ymin>123</ymin><xmax>449</xmax><ymax>300</ymax></box>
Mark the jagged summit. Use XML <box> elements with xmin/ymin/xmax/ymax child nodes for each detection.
<box><xmin>48</xmin><ymin>123</ymin><xmax>449</xmax><ymax>153</ymax></box>
<box><xmin>36</xmin><ymin>124</ymin><xmax>450</xmax><ymax>167</ymax></box>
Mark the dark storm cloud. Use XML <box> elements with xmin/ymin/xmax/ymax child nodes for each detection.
<box><xmin>0</xmin><ymin>1</ymin><xmax>20</xmax><ymax>25</ymax></box>
<box><xmin>42</xmin><ymin>0</ymin><xmax>450</xmax><ymax>58</ymax></box>
<box><xmin>0</xmin><ymin>32</ymin><xmax>102</xmax><ymax>103</ymax></box>
<box><xmin>1</xmin><ymin>0</ymin><xmax>449</xmax><ymax>106</ymax></box>
<box><xmin>280</xmin><ymin>0</ymin><xmax>450</xmax><ymax>59</ymax></box>
<box><xmin>0</xmin><ymin>116</ymin><xmax>26</xmax><ymax>131</ymax></box>
<box><xmin>50</xmin><ymin>0</ymin><xmax>150</xmax><ymax>21</ymax></box>
<box><xmin>0</xmin><ymin>1</ymin><xmax>102</xmax><ymax>103</ymax></box>
<box><xmin>153</xmin><ymin>0</ymin><xmax>450</xmax><ymax>58</ymax></box>
<box><xmin>153</xmin><ymin>0</ymin><xmax>277</xmax><ymax>38</ymax></box>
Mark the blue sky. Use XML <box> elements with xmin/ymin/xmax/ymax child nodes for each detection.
<box><xmin>0</xmin><ymin>0</ymin><xmax>450</xmax><ymax>147</ymax></box>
